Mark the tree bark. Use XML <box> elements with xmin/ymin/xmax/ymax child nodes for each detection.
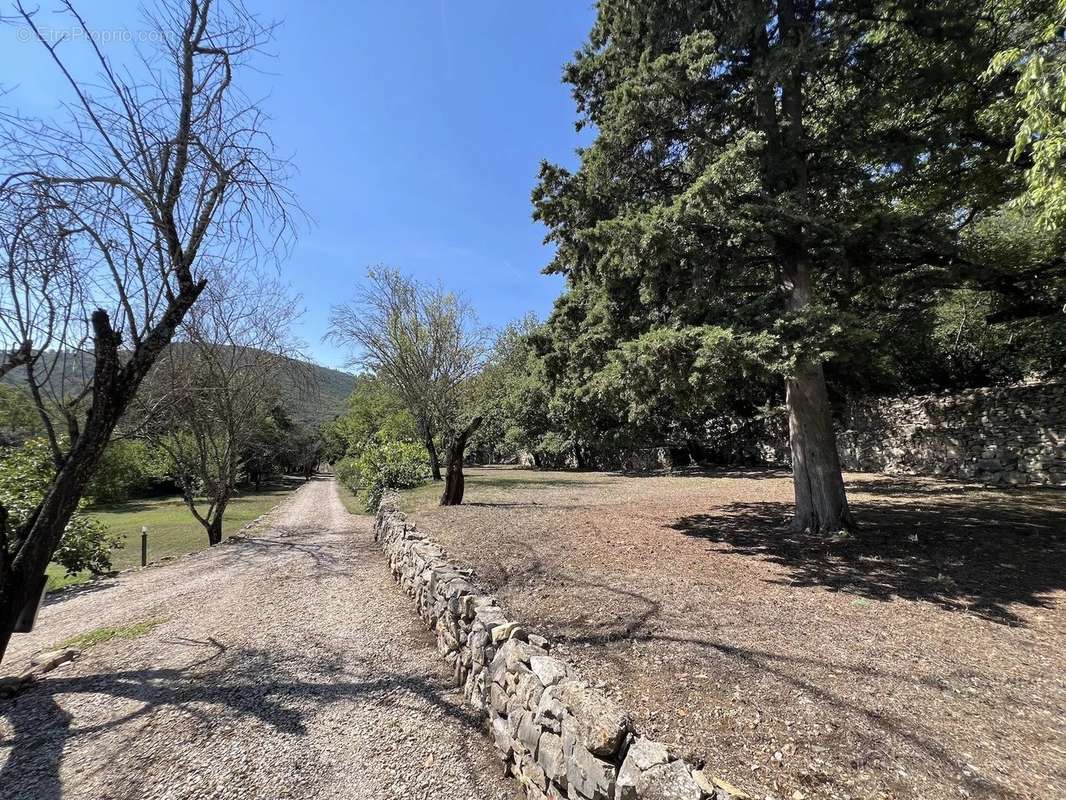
<box><xmin>206</xmin><ymin>515</ymin><xmax>224</xmax><ymax>546</ymax></box>
<box><xmin>440</xmin><ymin>416</ymin><xmax>482</xmax><ymax>506</ymax></box>
<box><xmin>786</xmin><ymin>362</ymin><xmax>854</xmax><ymax>532</ymax></box>
<box><xmin>420</xmin><ymin>420</ymin><xmax>442</xmax><ymax>481</ymax></box>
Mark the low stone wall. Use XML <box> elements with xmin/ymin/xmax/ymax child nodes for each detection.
<box><xmin>374</xmin><ymin>496</ymin><xmax>742</xmax><ymax>800</ymax></box>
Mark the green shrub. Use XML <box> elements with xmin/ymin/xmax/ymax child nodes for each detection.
<box><xmin>0</xmin><ymin>438</ymin><xmax>121</xmax><ymax>575</ymax></box>
<box><xmin>88</xmin><ymin>440</ymin><xmax>168</xmax><ymax>504</ymax></box>
<box><xmin>353</xmin><ymin>438</ymin><xmax>428</xmax><ymax>512</ymax></box>
<box><xmin>334</xmin><ymin>456</ymin><xmax>361</xmax><ymax>493</ymax></box>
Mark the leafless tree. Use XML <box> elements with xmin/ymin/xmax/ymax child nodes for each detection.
<box><xmin>133</xmin><ymin>270</ymin><xmax>305</xmax><ymax>545</ymax></box>
<box><xmin>328</xmin><ymin>268</ymin><xmax>489</xmax><ymax>505</ymax></box>
<box><xmin>0</xmin><ymin>0</ymin><xmax>295</xmax><ymax>662</ymax></box>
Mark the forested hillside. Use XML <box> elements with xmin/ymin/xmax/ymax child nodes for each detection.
<box><xmin>1</xmin><ymin>350</ymin><xmax>355</xmax><ymax>428</ymax></box>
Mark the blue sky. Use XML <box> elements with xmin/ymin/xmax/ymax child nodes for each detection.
<box><xmin>0</xmin><ymin>1</ymin><xmax>596</xmax><ymax>367</ymax></box>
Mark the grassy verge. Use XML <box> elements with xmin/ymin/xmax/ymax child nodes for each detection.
<box><xmin>336</xmin><ymin>481</ymin><xmax>372</xmax><ymax>516</ymax></box>
<box><xmin>46</xmin><ymin>479</ymin><xmax>299</xmax><ymax>591</ymax></box>
<box><xmin>396</xmin><ymin>479</ymin><xmax>443</xmax><ymax>512</ymax></box>
<box><xmin>60</xmin><ymin>618</ymin><xmax>166</xmax><ymax>650</ymax></box>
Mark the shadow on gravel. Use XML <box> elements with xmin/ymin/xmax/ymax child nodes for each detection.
<box><xmin>0</xmin><ymin>640</ymin><xmax>481</xmax><ymax>800</ymax></box>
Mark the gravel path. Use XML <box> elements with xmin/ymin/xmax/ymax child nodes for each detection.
<box><xmin>0</xmin><ymin>477</ymin><xmax>515</xmax><ymax>800</ymax></box>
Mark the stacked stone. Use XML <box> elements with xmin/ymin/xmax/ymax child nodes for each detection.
<box><xmin>837</xmin><ymin>382</ymin><xmax>1066</xmax><ymax>487</ymax></box>
<box><xmin>374</xmin><ymin>495</ymin><xmax>740</xmax><ymax>800</ymax></box>
<box><xmin>730</xmin><ymin>381</ymin><xmax>1065</xmax><ymax>486</ymax></box>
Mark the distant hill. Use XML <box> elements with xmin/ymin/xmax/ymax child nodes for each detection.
<box><xmin>1</xmin><ymin>350</ymin><xmax>357</xmax><ymax>430</ymax></box>
<box><xmin>278</xmin><ymin>358</ymin><xmax>358</xmax><ymax>427</ymax></box>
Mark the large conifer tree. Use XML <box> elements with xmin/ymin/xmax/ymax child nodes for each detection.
<box><xmin>534</xmin><ymin>0</ymin><xmax>1046</xmax><ymax>531</ymax></box>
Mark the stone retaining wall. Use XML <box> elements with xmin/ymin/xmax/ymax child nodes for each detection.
<box><xmin>746</xmin><ymin>382</ymin><xmax>1066</xmax><ymax>486</ymax></box>
<box><xmin>836</xmin><ymin>382</ymin><xmax>1066</xmax><ymax>486</ymax></box>
<box><xmin>374</xmin><ymin>496</ymin><xmax>742</xmax><ymax>800</ymax></box>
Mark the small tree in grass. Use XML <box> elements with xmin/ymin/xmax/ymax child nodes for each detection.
<box><xmin>135</xmin><ymin>272</ymin><xmax>305</xmax><ymax>544</ymax></box>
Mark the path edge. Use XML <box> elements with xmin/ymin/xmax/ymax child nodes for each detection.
<box><xmin>374</xmin><ymin>492</ymin><xmax>751</xmax><ymax>800</ymax></box>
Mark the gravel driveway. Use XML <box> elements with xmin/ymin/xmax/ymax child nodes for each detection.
<box><xmin>0</xmin><ymin>477</ymin><xmax>515</xmax><ymax>800</ymax></box>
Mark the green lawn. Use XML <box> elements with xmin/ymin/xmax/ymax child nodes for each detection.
<box><xmin>395</xmin><ymin>479</ymin><xmax>444</xmax><ymax>512</ymax></box>
<box><xmin>46</xmin><ymin>480</ymin><xmax>299</xmax><ymax>591</ymax></box>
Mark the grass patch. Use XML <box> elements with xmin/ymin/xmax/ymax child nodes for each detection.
<box><xmin>336</xmin><ymin>481</ymin><xmax>372</xmax><ymax>516</ymax></box>
<box><xmin>44</xmin><ymin>567</ymin><xmax>93</xmax><ymax>592</ymax></box>
<box><xmin>396</xmin><ymin>479</ymin><xmax>443</xmax><ymax>512</ymax></box>
<box><xmin>396</xmin><ymin>469</ymin><xmax>591</xmax><ymax>513</ymax></box>
<box><xmin>60</xmin><ymin>618</ymin><xmax>165</xmax><ymax>650</ymax></box>
<box><xmin>46</xmin><ymin>479</ymin><xmax>299</xmax><ymax>591</ymax></box>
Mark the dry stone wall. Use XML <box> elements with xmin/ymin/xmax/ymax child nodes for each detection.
<box><xmin>836</xmin><ymin>382</ymin><xmax>1066</xmax><ymax>486</ymax></box>
<box><xmin>745</xmin><ymin>383</ymin><xmax>1066</xmax><ymax>486</ymax></box>
<box><xmin>374</xmin><ymin>496</ymin><xmax>744</xmax><ymax>800</ymax></box>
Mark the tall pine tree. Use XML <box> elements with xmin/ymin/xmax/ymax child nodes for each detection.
<box><xmin>534</xmin><ymin>0</ymin><xmax>1045</xmax><ymax>531</ymax></box>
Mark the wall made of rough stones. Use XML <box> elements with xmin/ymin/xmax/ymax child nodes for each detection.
<box><xmin>746</xmin><ymin>383</ymin><xmax>1066</xmax><ymax>486</ymax></box>
<box><xmin>835</xmin><ymin>382</ymin><xmax>1066</xmax><ymax>486</ymax></box>
<box><xmin>374</xmin><ymin>495</ymin><xmax>743</xmax><ymax>800</ymax></box>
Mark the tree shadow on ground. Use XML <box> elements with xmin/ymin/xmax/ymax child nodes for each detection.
<box><xmin>605</xmin><ymin>466</ymin><xmax>792</xmax><ymax>480</ymax></box>
<box><xmin>670</xmin><ymin>488</ymin><xmax>1066</xmax><ymax>624</ymax></box>
<box><xmin>535</xmin><ymin>575</ymin><xmax>1027</xmax><ymax>800</ymax></box>
<box><xmin>523</xmin><ymin>574</ymin><xmax>1021</xmax><ymax>799</ymax></box>
<box><xmin>0</xmin><ymin>639</ymin><xmax>482</xmax><ymax>800</ymax></box>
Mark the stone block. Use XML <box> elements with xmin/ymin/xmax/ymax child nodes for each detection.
<box><xmin>566</xmin><ymin>741</ymin><xmax>617</xmax><ymax>800</ymax></box>
<box><xmin>537</xmin><ymin>731</ymin><xmax>567</xmax><ymax>789</ymax></box>
<box><xmin>635</xmin><ymin>760</ymin><xmax>703</xmax><ymax>800</ymax></box>
<box><xmin>530</xmin><ymin>655</ymin><xmax>569</xmax><ymax>687</ymax></box>
<box><xmin>617</xmin><ymin>737</ymin><xmax>672</xmax><ymax>800</ymax></box>
<box><xmin>517</xmin><ymin>710</ymin><xmax>543</xmax><ymax>753</ymax></box>
<box><xmin>490</xmin><ymin>714</ymin><xmax>512</xmax><ymax>758</ymax></box>
<box><xmin>556</xmin><ymin>679</ymin><xmax>632</xmax><ymax>758</ymax></box>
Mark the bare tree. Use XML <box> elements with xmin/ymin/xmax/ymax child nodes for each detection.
<box><xmin>0</xmin><ymin>0</ymin><xmax>294</xmax><ymax>662</ymax></box>
<box><xmin>133</xmin><ymin>270</ymin><xmax>305</xmax><ymax>545</ymax></box>
<box><xmin>328</xmin><ymin>268</ymin><xmax>488</xmax><ymax>505</ymax></box>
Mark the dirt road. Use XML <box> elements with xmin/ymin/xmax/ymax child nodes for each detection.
<box><xmin>0</xmin><ymin>478</ymin><xmax>513</xmax><ymax>800</ymax></box>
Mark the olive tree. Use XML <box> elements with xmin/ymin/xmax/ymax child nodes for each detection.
<box><xmin>328</xmin><ymin>269</ymin><xmax>488</xmax><ymax>506</ymax></box>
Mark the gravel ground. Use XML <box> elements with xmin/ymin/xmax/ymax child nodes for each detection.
<box><xmin>0</xmin><ymin>477</ymin><xmax>515</xmax><ymax>800</ymax></box>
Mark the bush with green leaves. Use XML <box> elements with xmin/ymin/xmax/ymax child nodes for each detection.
<box><xmin>88</xmin><ymin>440</ymin><xmax>169</xmax><ymax>504</ymax></box>
<box><xmin>351</xmin><ymin>438</ymin><xmax>428</xmax><ymax>512</ymax></box>
<box><xmin>0</xmin><ymin>438</ymin><xmax>121</xmax><ymax>575</ymax></box>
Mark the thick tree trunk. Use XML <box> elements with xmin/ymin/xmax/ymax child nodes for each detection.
<box><xmin>573</xmin><ymin>443</ymin><xmax>587</xmax><ymax>470</ymax></box>
<box><xmin>206</xmin><ymin>515</ymin><xmax>224</xmax><ymax>546</ymax></box>
<box><xmin>780</xmin><ymin>253</ymin><xmax>854</xmax><ymax>533</ymax></box>
<box><xmin>440</xmin><ymin>416</ymin><xmax>482</xmax><ymax>506</ymax></box>
<box><xmin>786</xmin><ymin>362</ymin><xmax>854</xmax><ymax>532</ymax></box>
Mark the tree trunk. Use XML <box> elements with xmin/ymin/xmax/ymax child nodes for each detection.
<box><xmin>421</xmin><ymin>420</ymin><xmax>442</xmax><ymax>481</ymax></box>
<box><xmin>752</xmin><ymin>0</ymin><xmax>852</xmax><ymax>534</ymax></box>
<box><xmin>207</xmin><ymin>515</ymin><xmax>224</xmax><ymax>546</ymax></box>
<box><xmin>0</xmin><ymin>292</ymin><xmax>203</xmax><ymax>663</ymax></box>
<box><xmin>786</xmin><ymin>362</ymin><xmax>854</xmax><ymax>532</ymax></box>
<box><xmin>440</xmin><ymin>416</ymin><xmax>482</xmax><ymax>506</ymax></box>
